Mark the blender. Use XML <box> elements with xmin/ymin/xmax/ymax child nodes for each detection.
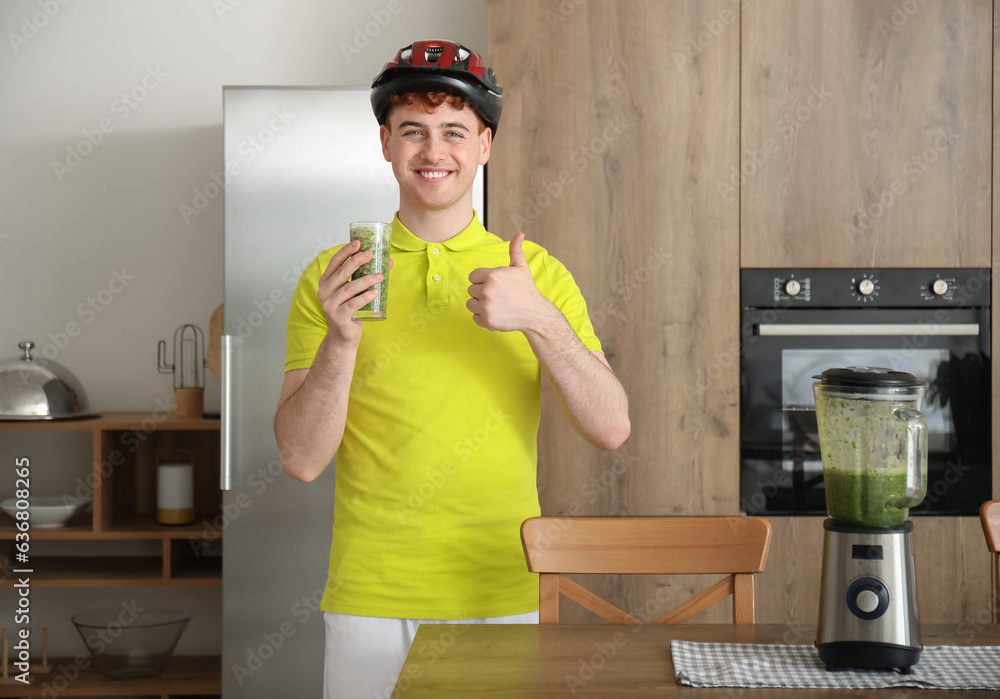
<box><xmin>813</xmin><ymin>367</ymin><xmax>927</xmax><ymax>673</ymax></box>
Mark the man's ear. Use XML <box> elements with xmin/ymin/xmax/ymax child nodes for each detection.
<box><xmin>380</xmin><ymin>123</ymin><xmax>392</xmax><ymax>162</ymax></box>
<box><xmin>478</xmin><ymin>127</ymin><xmax>492</xmax><ymax>166</ymax></box>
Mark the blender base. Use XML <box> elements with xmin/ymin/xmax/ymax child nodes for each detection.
<box><xmin>817</xmin><ymin>641</ymin><xmax>921</xmax><ymax>673</ymax></box>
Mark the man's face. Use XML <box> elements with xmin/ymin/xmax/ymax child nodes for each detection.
<box><xmin>380</xmin><ymin>99</ymin><xmax>491</xmax><ymax>215</ymax></box>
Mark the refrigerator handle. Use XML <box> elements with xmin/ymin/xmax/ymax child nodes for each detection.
<box><xmin>220</xmin><ymin>333</ymin><xmax>241</xmax><ymax>491</ymax></box>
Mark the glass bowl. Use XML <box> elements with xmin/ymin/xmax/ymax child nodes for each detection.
<box><xmin>72</xmin><ymin>607</ymin><xmax>191</xmax><ymax>679</ymax></box>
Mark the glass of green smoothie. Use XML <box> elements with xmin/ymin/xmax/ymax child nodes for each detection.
<box><xmin>349</xmin><ymin>221</ymin><xmax>392</xmax><ymax>320</ymax></box>
<box><xmin>813</xmin><ymin>367</ymin><xmax>928</xmax><ymax>528</ymax></box>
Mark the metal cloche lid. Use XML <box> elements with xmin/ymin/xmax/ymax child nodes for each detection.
<box><xmin>0</xmin><ymin>340</ymin><xmax>95</xmax><ymax>420</ymax></box>
<box><xmin>813</xmin><ymin>366</ymin><xmax>924</xmax><ymax>388</ymax></box>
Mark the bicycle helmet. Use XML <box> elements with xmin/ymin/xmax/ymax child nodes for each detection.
<box><xmin>370</xmin><ymin>40</ymin><xmax>503</xmax><ymax>136</ymax></box>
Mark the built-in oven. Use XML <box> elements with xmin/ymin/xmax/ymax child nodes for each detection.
<box><xmin>740</xmin><ymin>268</ymin><xmax>991</xmax><ymax>516</ymax></box>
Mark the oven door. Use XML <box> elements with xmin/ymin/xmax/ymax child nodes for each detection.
<box><xmin>740</xmin><ymin>307</ymin><xmax>991</xmax><ymax>516</ymax></box>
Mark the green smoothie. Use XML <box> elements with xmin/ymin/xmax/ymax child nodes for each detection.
<box><xmin>349</xmin><ymin>221</ymin><xmax>391</xmax><ymax>320</ymax></box>
<box><xmin>824</xmin><ymin>467</ymin><xmax>910</xmax><ymax>527</ymax></box>
<box><xmin>814</xmin><ymin>393</ymin><xmax>926</xmax><ymax>527</ymax></box>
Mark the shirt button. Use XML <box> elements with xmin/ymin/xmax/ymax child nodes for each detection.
<box><xmin>433</xmin><ymin>274</ymin><xmax>442</xmax><ymax>282</ymax></box>
<box><xmin>432</xmin><ymin>247</ymin><xmax>440</xmax><ymax>255</ymax></box>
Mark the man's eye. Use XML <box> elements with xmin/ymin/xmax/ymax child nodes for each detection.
<box><xmin>404</xmin><ymin>130</ymin><xmax>422</xmax><ymax>137</ymax></box>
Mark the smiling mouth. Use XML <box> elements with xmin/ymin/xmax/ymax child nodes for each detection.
<box><xmin>418</xmin><ymin>170</ymin><xmax>451</xmax><ymax>179</ymax></box>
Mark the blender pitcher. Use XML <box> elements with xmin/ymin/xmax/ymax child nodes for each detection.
<box><xmin>813</xmin><ymin>367</ymin><xmax>928</xmax><ymax>528</ymax></box>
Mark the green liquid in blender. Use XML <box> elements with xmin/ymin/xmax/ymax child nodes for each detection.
<box><xmin>824</xmin><ymin>467</ymin><xmax>910</xmax><ymax>527</ymax></box>
<box><xmin>815</xmin><ymin>394</ymin><xmax>924</xmax><ymax>528</ymax></box>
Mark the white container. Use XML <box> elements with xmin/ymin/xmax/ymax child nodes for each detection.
<box><xmin>157</xmin><ymin>462</ymin><xmax>194</xmax><ymax>525</ymax></box>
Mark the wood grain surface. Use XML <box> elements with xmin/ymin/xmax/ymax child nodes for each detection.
<box><xmin>393</xmin><ymin>623</ymin><xmax>1000</xmax><ymax>698</ymax></box>
<box><xmin>488</xmin><ymin>0</ymin><xmax>996</xmax><ymax>626</ymax></box>
<box><xmin>489</xmin><ymin>0</ymin><xmax>742</xmax><ymax>624</ymax></box>
<box><xmin>741</xmin><ymin>0</ymin><xmax>992</xmax><ymax>267</ymax></box>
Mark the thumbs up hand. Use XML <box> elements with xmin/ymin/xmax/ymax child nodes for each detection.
<box><xmin>507</xmin><ymin>231</ymin><xmax>529</xmax><ymax>271</ymax></box>
<box><xmin>467</xmin><ymin>233</ymin><xmax>545</xmax><ymax>332</ymax></box>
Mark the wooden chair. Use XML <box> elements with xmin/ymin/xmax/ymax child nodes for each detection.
<box><xmin>981</xmin><ymin>500</ymin><xmax>1000</xmax><ymax>623</ymax></box>
<box><xmin>520</xmin><ymin>516</ymin><xmax>772</xmax><ymax>624</ymax></box>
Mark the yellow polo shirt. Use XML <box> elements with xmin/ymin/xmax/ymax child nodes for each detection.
<box><xmin>285</xmin><ymin>213</ymin><xmax>601</xmax><ymax>619</ymax></box>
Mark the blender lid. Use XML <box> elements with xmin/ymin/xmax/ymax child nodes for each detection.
<box><xmin>814</xmin><ymin>366</ymin><xmax>924</xmax><ymax>388</ymax></box>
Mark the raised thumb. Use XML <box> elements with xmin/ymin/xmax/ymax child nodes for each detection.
<box><xmin>509</xmin><ymin>232</ymin><xmax>528</xmax><ymax>269</ymax></box>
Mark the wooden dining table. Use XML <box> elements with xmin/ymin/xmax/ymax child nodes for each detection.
<box><xmin>391</xmin><ymin>623</ymin><xmax>1000</xmax><ymax>697</ymax></box>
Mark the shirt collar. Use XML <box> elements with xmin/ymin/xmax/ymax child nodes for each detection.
<box><xmin>390</xmin><ymin>211</ymin><xmax>488</xmax><ymax>252</ymax></box>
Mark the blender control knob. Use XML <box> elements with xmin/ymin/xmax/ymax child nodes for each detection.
<box><xmin>858</xmin><ymin>279</ymin><xmax>875</xmax><ymax>296</ymax></box>
<box><xmin>785</xmin><ymin>280</ymin><xmax>801</xmax><ymax>296</ymax></box>
<box><xmin>847</xmin><ymin>577</ymin><xmax>890</xmax><ymax>620</ymax></box>
<box><xmin>932</xmin><ymin>279</ymin><xmax>949</xmax><ymax>296</ymax></box>
<box><xmin>856</xmin><ymin>589</ymin><xmax>880</xmax><ymax>614</ymax></box>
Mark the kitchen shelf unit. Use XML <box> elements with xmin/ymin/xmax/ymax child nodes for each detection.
<box><xmin>0</xmin><ymin>412</ymin><xmax>222</xmax><ymax>697</ymax></box>
<box><xmin>0</xmin><ymin>655</ymin><xmax>220</xmax><ymax>698</ymax></box>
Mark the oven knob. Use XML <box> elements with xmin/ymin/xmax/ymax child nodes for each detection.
<box><xmin>785</xmin><ymin>280</ymin><xmax>801</xmax><ymax>296</ymax></box>
<box><xmin>932</xmin><ymin>279</ymin><xmax>949</xmax><ymax>296</ymax></box>
<box><xmin>858</xmin><ymin>279</ymin><xmax>875</xmax><ymax>296</ymax></box>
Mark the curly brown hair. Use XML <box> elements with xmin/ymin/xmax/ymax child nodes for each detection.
<box><xmin>386</xmin><ymin>92</ymin><xmax>485</xmax><ymax>133</ymax></box>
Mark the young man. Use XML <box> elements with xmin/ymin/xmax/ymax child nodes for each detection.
<box><xmin>274</xmin><ymin>40</ymin><xmax>630</xmax><ymax>698</ymax></box>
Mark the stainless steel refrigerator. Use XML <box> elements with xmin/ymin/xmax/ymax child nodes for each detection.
<box><xmin>220</xmin><ymin>87</ymin><xmax>483</xmax><ymax>697</ymax></box>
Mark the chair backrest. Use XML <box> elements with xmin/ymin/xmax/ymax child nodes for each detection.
<box><xmin>520</xmin><ymin>516</ymin><xmax>772</xmax><ymax>624</ymax></box>
<box><xmin>980</xmin><ymin>500</ymin><xmax>1000</xmax><ymax>623</ymax></box>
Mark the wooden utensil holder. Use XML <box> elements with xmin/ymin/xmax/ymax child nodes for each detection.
<box><xmin>174</xmin><ymin>387</ymin><xmax>204</xmax><ymax>418</ymax></box>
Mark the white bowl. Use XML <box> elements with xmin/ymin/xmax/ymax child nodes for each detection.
<box><xmin>1</xmin><ymin>496</ymin><xmax>91</xmax><ymax>528</ymax></box>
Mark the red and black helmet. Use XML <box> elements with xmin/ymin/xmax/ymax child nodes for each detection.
<box><xmin>370</xmin><ymin>40</ymin><xmax>503</xmax><ymax>136</ymax></box>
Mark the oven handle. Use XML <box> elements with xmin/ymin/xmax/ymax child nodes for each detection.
<box><xmin>758</xmin><ymin>323</ymin><xmax>980</xmax><ymax>337</ymax></box>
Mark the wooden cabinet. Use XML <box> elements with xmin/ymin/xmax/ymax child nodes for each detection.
<box><xmin>0</xmin><ymin>412</ymin><xmax>221</xmax><ymax>697</ymax></box>
<box><xmin>489</xmin><ymin>0</ymin><xmax>996</xmax><ymax>626</ymax></box>
<box><xmin>756</xmin><ymin>516</ymin><xmax>994</xmax><ymax>626</ymax></box>
<box><xmin>740</xmin><ymin>0</ymin><xmax>992</xmax><ymax>268</ymax></box>
<box><xmin>488</xmin><ymin>0</ymin><xmax>742</xmax><ymax>521</ymax></box>
<box><xmin>489</xmin><ymin>0</ymin><xmax>742</xmax><ymax>624</ymax></box>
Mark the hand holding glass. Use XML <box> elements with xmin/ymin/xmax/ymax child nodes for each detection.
<box><xmin>349</xmin><ymin>221</ymin><xmax>392</xmax><ymax>320</ymax></box>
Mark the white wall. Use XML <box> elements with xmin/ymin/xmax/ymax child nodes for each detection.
<box><xmin>0</xmin><ymin>0</ymin><xmax>486</xmax><ymax>658</ymax></box>
<box><xmin>0</xmin><ymin>0</ymin><xmax>486</xmax><ymax>414</ymax></box>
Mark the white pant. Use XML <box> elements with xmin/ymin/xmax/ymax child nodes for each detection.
<box><xmin>323</xmin><ymin>610</ymin><xmax>539</xmax><ymax>699</ymax></box>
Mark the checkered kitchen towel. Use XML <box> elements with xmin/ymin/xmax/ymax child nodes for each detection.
<box><xmin>671</xmin><ymin>641</ymin><xmax>1000</xmax><ymax>690</ymax></box>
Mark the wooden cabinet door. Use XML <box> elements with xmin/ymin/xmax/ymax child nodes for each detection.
<box><xmin>488</xmin><ymin>0</ymin><xmax>741</xmax><ymax>523</ymax></box>
<box><xmin>741</xmin><ymin>0</ymin><xmax>991</xmax><ymax>268</ymax></box>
